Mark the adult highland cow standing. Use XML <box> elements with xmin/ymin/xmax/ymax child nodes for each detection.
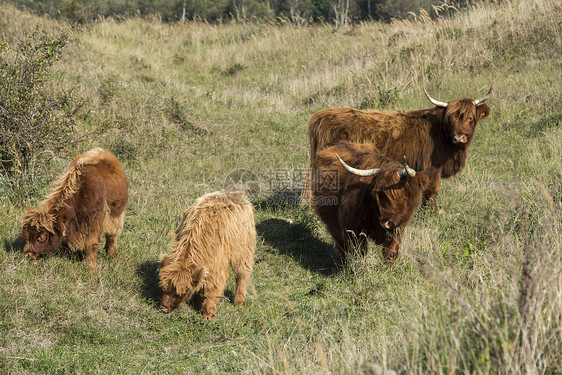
<box><xmin>308</xmin><ymin>84</ymin><xmax>492</xmax><ymax>208</ymax></box>
<box><xmin>21</xmin><ymin>148</ymin><xmax>128</xmax><ymax>271</ymax></box>
<box><xmin>311</xmin><ymin>142</ymin><xmax>428</xmax><ymax>264</ymax></box>
<box><xmin>159</xmin><ymin>189</ymin><xmax>256</xmax><ymax>319</ymax></box>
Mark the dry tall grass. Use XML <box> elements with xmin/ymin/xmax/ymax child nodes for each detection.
<box><xmin>407</xmin><ymin>185</ymin><xmax>561</xmax><ymax>374</ymax></box>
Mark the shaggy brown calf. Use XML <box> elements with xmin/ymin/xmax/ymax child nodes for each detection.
<box><xmin>22</xmin><ymin>148</ymin><xmax>128</xmax><ymax>271</ymax></box>
<box><xmin>308</xmin><ymin>85</ymin><xmax>492</xmax><ymax>208</ymax></box>
<box><xmin>311</xmin><ymin>142</ymin><xmax>428</xmax><ymax>264</ymax></box>
<box><xmin>159</xmin><ymin>189</ymin><xmax>256</xmax><ymax>319</ymax></box>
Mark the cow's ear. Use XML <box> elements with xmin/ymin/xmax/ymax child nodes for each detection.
<box><xmin>56</xmin><ymin>212</ymin><xmax>68</xmax><ymax>227</ymax></box>
<box><xmin>55</xmin><ymin>212</ymin><xmax>69</xmax><ymax>236</ymax></box>
<box><xmin>190</xmin><ymin>267</ymin><xmax>209</xmax><ymax>290</ymax></box>
<box><xmin>476</xmin><ymin>104</ymin><xmax>491</xmax><ymax>120</ymax></box>
<box><xmin>415</xmin><ymin>172</ymin><xmax>430</xmax><ymax>190</ymax></box>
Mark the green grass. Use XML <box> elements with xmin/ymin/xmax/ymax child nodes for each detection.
<box><xmin>1</xmin><ymin>0</ymin><xmax>561</xmax><ymax>373</ymax></box>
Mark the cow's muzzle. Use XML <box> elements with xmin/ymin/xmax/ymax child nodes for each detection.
<box><xmin>24</xmin><ymin>250</ymin><xmax>38</xmax><ymax>260</ymax></box>
<box><xmin>380</xmin><ymin>220</ymin><xmax>395</xmax><ymax>230</ymax></box>
<box><xmin>452</xmin><ymin>135</ymin><xmax>469</xmax><ymax>144</ymax></box>
<box><xmin>23</xmin><ymin>244</ymin><xmax>38</xmax><ymax>259</ymax></box>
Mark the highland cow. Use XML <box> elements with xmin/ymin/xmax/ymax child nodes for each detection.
<box><xmin>21</xmin><ymin>148</ymin><xmax>128</xmax><ymax>271</ymax></box>
<box><xmin>311</xmin><ymin>142</ymin><xmax>429</xmax><ymax>264</ymax></box>
<box><xmin>308</xmin><ymin>84</ymin><xmax>492</xmax><ymax>208</ymax></box>
<box><xmin>159</xmin><ymin>189</ymin><xmax>256</xmax><ymax>319</ymax></box>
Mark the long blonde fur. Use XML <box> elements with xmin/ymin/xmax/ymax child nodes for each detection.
<box><xmin>159</xmin><ymin>189</ymin><xmax>256</xmax><ymax>301</ymax></box>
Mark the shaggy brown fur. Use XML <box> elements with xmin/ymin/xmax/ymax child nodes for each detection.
<box><xmin>311</xmin><ymin>142</ymin><xmax>429</xmax><ymax>264</ymax></box>
<box><xmin>307</xmin><ymin>94</ymin><xmax>491</xmax><ymax>208</ymax></box>
<box><xmin>158</xmin><ymin>189</ymin><xmax>256</xmax><ymax>320</ymax></box>
<box><xmin>21</xmin><ymin>148</ymin><xmax>128</xmax><ymax>271</ymax></box>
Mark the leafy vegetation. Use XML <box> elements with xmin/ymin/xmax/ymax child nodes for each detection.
<box><xmin>0</xmin><ymin>0</ymin><xmax>561</xmax><ymax>373</ymax></box>
<box><xmin>0</xmin><ymin>31</ymin><xmax>84</xmax><ymax>202</ymax></box>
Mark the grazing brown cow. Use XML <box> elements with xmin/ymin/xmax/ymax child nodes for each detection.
<box><xmin>308</xmin><ymin>85</ymin><xmax>492</xmax><ymax>208</ymax></box>
<box><xmin>22</xmin><ymin>148</ymin><xmax>128</xmax><ymax>271</ymax></box>
<box><xmin>311</xmin><ymin>142</ymin><xmax>428</xmax><ymax>264</ymax></box>
<box><xmin>159</xmin><ymin>189</ymin><xmax>256</xmax><ymax>319</ymax></box>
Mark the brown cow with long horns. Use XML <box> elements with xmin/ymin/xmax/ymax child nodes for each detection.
<box><xmin>307</xmin><ymin>84</ymin><xmax>492</xmax><ymax>208</ymax></box>
<box><xmin>311</xmin><ymin>141</ymin><xmax>428</xmax><ymax>264</ymax></box>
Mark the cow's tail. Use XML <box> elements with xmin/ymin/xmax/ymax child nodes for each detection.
<box><xmin>303</xmin><ymin>116</ymin><xmax>322</xmax><ymax>204</ymax></box>
<box><xmin>75</xmin><ymin>148</ymin><xmax>105</xmax><ymax>167</ymax></box>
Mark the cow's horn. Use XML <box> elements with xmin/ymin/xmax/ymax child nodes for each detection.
<box><xmin>399</xmin><ymin>163</ymin><xmax>416</xmax><ymax>178</ymax></box>
<box><xmin>473</xmin><ymin>82</ymin><xmax>493</xmax><ymax>105</ymax></box>
<box><xmin>424</xmin><ymin>87</ymin><xmax>448</xmax><ymax>108</ymax></box>
<box><xmin>337</xmin><ymin>155</ymin><xmax>381</xmax><ymax>177</ymax></box>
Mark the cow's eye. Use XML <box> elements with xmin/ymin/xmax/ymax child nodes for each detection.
<box><xmin>38</xmin><ymin>233</ymin><xmax>47</xmax><ymax>242</ymax></box>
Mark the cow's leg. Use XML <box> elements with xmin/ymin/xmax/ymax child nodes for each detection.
<box><xmin>85</xmin><ymin>218</ymin><xmax>103</xmax><ymax>271</ymax></box>
<box><xmin>104</xmin><ymin>234</ymin><xmax>117</xmax><ymax>256</ymax></box>
<box><xmin>422</xmin><ymin>169</ymin><xmax>441</xmax><ymax>209</ymax></box>
<box><xmin>85</xmin><ymin>242</ymin><xmax>99</xmax><ymax>271</ymax></box>
<box><xmin>232</xmin><ymin>254</ymin><xmax>254</xmax><ymax>307</ymax></box>
<box><xmin>103</xmin><ymin>211</ymin><xmax>124</xmax><ymax>256</ymax></box>
<box><xmin>233</xmin><ymin>273</ymin><xmax>248</xmax><ymax>307</ymax></box>
<box><xmin>200</xmin><ymin>271</ymin><xmax>228</xmax><ymax>320</ymax></box>
<box><xmin>200</xmin><ymin>292</ymin><xmax>218</xmax><ymax>320</ymax></box>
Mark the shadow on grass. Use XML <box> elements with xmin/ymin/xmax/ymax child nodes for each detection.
<box><xmin>3</xmin><ymin>236</ymin><xmax>24</xmax><ymax>253</ymax></box>
<box><xmin>256</xmin><ymin>218</ymin><xmax>339</xmax><ymax>276</ymax></box>
<box><xmin>137</xmin><ymin>260</ymin><xmax>161</xmax><ymax>306</ymax></box>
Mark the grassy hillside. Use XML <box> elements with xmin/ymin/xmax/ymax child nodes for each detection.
<box><xmin>1</xmin><ymin>0</ymin><xmax>561</xmax><ymax>373</ymax></box>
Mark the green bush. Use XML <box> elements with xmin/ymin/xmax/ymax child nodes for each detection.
<box><xmin>0</xmin><ymin>31</ymin><xmax>83</xmax><ymax>202</ymax></box>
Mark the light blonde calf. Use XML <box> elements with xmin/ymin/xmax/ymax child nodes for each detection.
<box><xmin>159</xmin><ymin>189</ymin><xmax>256</xmax><ymax>319</ymax></box>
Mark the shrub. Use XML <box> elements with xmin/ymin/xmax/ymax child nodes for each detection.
<box><xmin>0</xmin><ymin>31</ymin><xmax>84</xmax><ymax>202</ymax></box>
